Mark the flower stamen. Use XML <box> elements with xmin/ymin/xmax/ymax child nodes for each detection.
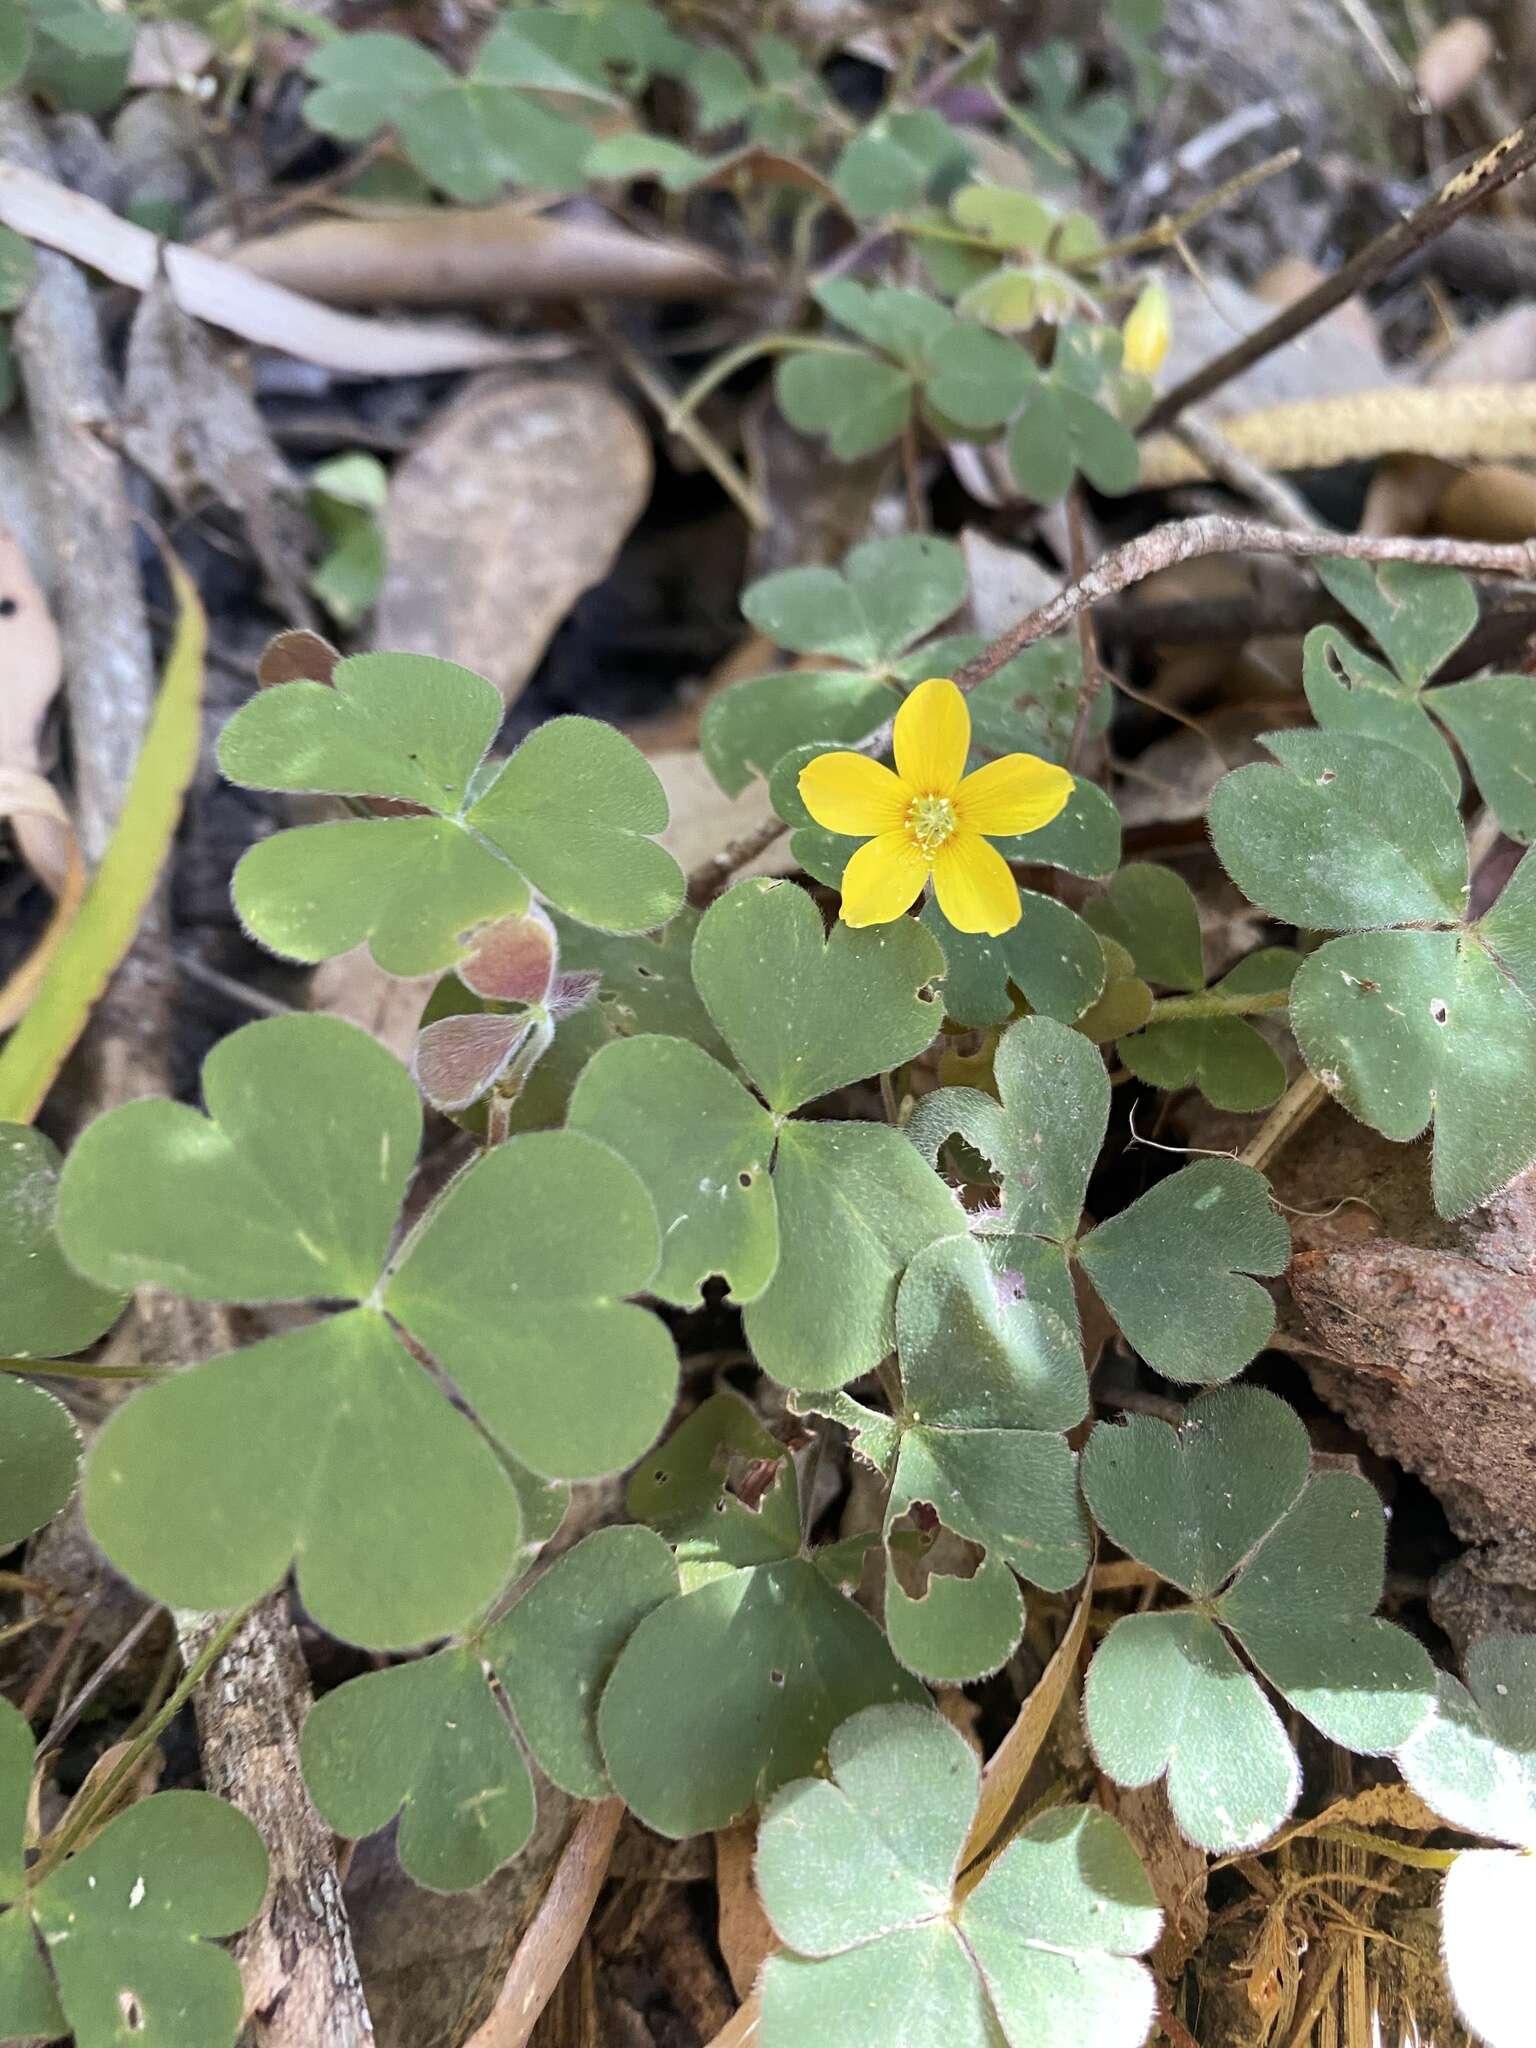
<box><xmin>906</xmin><ymin>793</ymin><xmax>957</xmax><ymax>857</ymax></box>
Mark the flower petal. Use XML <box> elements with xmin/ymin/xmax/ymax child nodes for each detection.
<box><xmin>799</xmin><ymin>752</ymin><xmax>908</xmax><ymax>836</ymax></box>
<box><xmin>931</xmin><ymin>831</ymin><xmax>1021</xmax><ymax>936</ymax></box>
<box><xmin>954</xmin><ymin>753</ymin><xmax>1074</xmax><ymax>837</ymax></box>
<box><xmin>894</xmin><ymin>677</ymin><xmax>970</xmax><ymax>796</ymax></box>
<box><xmin>838</xmin><ymin>831</ymin><xmax>929</xmax><ymax>927</ymax></box>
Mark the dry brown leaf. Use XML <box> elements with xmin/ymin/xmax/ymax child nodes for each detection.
<box><xmin>231</xmin><ymin>204</ymin><xmax>734</xmax><ymax>308</ymax></box>
<box><xmin>258</xmin><ymin>628</ymin><xmax>340</xmax><ymax>691</ymax></box>
<box><xmin>0</xmin><ymin>520</ymin><xmax>72</xmax><ymax>895</ymax></box>
<box><xmin>1100</xmin><ymin>1781</ymin><xmax>1209</xmax><ymax>1978</ymax></box>
<box><xmin>713</xmin><ymin>1819</ymin><xmax>776</xmax><ymax>2001</ymax></box>
<box><xmin>43</xmin><ymin>1739</ymin><xmax>163</xmax><ymax>1857</ymax></box>
<box><xmin>1415</xmin><ymin>16</ymin><xmax>1496</xmax><ymax>110</ymax></box>
<box><xmin>1359</xmin><ymin>455</ymin><xmax>1457</xmax><ymax>536</ymax></box>
<box><xmin>958</xmin><ymin>527</ymin><xmax>1060</xmax><ymax>638</ymax></box>
<box><xmin>1435</xmin><ymin>461</ymin><xmax>1536</xmax><ymax>541</ymax></box>
<box><xmin>375</xmin><ymin>376</ymin><xmax>651</xmax><ymax>705</ymax></box>
<box><xmin>0</xmin><ymin>162</ymin><xmax>547</xmax><ymax>377</ymax></box>
<box><xmin>651</xmin><ymin>750</ymin><xmax>791</xmax><ymax>882</ymax></box>
<box><xmin>307</xmin><ymin>953</ymin><xmax>433</xmax><ymax>1063</ymax></box>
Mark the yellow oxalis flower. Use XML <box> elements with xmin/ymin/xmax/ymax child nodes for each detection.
<box><xmin>1121</xmin><ymin>279</ymin><xmax>1170</xmax><ymax>377</ymax></box>
<box><xmin>798</xmin><ymin>677</ymin><xmax>1074</xmax><ymax>937</ymax></box>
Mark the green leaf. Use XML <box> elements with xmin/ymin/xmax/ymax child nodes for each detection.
<box><xmin>0</xmin><ymin>1377</ymin><xmax>79</xmax><ymax>1548</ymax></box>
<box><xmin>0</xmin><ymin>1697</ymin><xmax>268</xmax><ymax>2048</ymax></box>
<box><xmin>1437</xmin><ymin>1847</ymin><xmax>1536</xmax><ymax>2048</ymax></box>
<box><xmin>386</xmin><ymin>1128</ymin><xmax>677</xmax><ymax>1479</ymax></box>
<box><xmin>742</xmin><ymin>536</ymin><xmax>967</xmax><ymax>669</ymax></box>
<box><xmin>489</xmin><ymin>1524</ymin><xmax>679</xmax><ymax>1796</ymax></box>
<box><xmin>1289</xmin><ymin>924</ymin><xmax>1536</xmax><ymax>1218</ymax></box>
<box><xmin>0</xmin><ymin>6</ymin><xmax>32</xmax><ymax>92</ymax></box>
<box><xmin>1118</xmin><ymin>951</ymin><xmax>1298</xmax><ymax>1114</ymax></box>
<box><xmin>833</xmin><ymin>111</ymin><xmax>971</xmax><ymax>220</ymax></box>
<box><xmin>57</xmin><ymin>1013</ymin><xmax>419</xmax><ymax>1303</ymax></box>
<box><xmin>552</xmin><ymin>909</ymin><xmax>729</xmax><ymax>1057</ymax></box>
<box><xmin>922</xmin><ymin>892</ymin><xmax>1105</xmax><ymax>1027</ymax></box>
<box><xmin>757</xmin><ymin>1703</ymin><xmax>1160</xmax><ymax>2048</ymax></box>
<box><xmin>83</xmin><ymin>1310</ymin><xmax>523</xmax><ymax>1648</ymax></box>
<box><xmin>1081</xmin><ymin>1387</ymin><xmax>1434</xmax><ymax>1846</ymax></box>
<box><xmin>1301</xmin><ymin>625</ymin><xmax>1458</xmax><ymax>792</ymax></box>
<box><xmin>1084</xmin><ymin>1608</ymin><xmax>1300</xmax><ymax>1850</ymax></box>
<box><xmin>922</xmin><ymin>322</ymin><xmax>1036</xmax><ymax>432</ymax></box>
<box><xmin>1432</xmin><ymin>674</ymin><xmax>1536</xmax><ymax>843</ymax></box>
<box><xmin>1395</xmin><ymin>1635</ymin><xmax>1536</xmax><ymax>1848</ymax></box>
<box><xmin>626</xmin><ymin>1388</ymin><xmax>802</xmax><ymax>1570</ymax></box>
<box><xmin>0</xmin><ymin>227</ymin><xmax>35</xmax><ymax>315</ymax></box>
<box><xmin>1078</xmin><ymin>1158</ymin><xmax>1288</xmax><ymax>1384</ymax></box>
<box><xmin>598</xmin><ymin>1559</ymin><xmax>925</xmax><ymax>1836</ymax></box>
<box><xmin>1004</xmin><ymin>776</ymin><xmax>1120</xmax><ymax>879</ymax></box>
<box><xmin>885</xmin><ymin>1554</ymin><xmax>1026</xmax><ymax>1684</ymax></box>
<box><xmin>0</xmin><ymin>1124</ymin><xmax>122</xmax><ymax>1356</ymax></box>
<box><xmin>775</xmin><ymin>350</ymin><xmax>914</xmax><ymax>459</ymax></box>
<box><xmin>887</xmin><ymin>1234</ymin><xmax>1090</xmax><ymax>1588</ymax></box>
<box><xmin>693</xmin><ymin>879</ymin><xmax>942</xmax><ymax>1114</ymax></box>
<box><xmin>966</xmin><ymin>636</ymin><xmax>1101</xmax><ymax>763</ymax></box>
<box><xmin>26</xmin><ymin>0</ymin><xmax>134</xmax><ymax>112</ymax></box>
<box><xmin>747</xmin><ymin>1119</ymin><xmax>961</xmax><ymax>1392</ymax></box>
<box><xmin>1209</xmin><ymin>731</ymin><xmax>1468</xmax><ymax>931</ymax></box>
<box><xmin>702</xmin><ymin>668</ymin><xmax>899</xmax><ymax>797</ymax></box>
<box><xmin>1084</xmin><ymin>864</ymin><xmax>1203</xmax><ymax>992</ymax></box>
<box><xmin>1314</xmin><ymin>558</ymin><xmax>1478</xmax><ymax>689</ymax></box>
<box><xmin>1081</xmin><ymin>1385</ymin><xmax>1309</xmax><ymax>1598</ymax></box>
<box><xmin>299</xmin><ymin>1646</ymin><xmax>535</xmax><ymax>1894</ymax></box>
<box><xmin>568</xmin><ymin>1035</ymin><xmax>778</xmax><ymax>1306</ymax></box>
<box><xmin>1005</xmin><ymin>383</ymin><xmax>1139</xmax><ymax>504</ymax></box>
<box><xmin>221</xmin><ymin>656</ymin><xmax>681</xmax><ymax>972</ymax></box>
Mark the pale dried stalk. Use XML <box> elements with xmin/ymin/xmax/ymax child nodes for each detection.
<box><xmin>463</xmin><ymin>1797</ymin><xmax>625</xmax><ymax>2048</ymax></box>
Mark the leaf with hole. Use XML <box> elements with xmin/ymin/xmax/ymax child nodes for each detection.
<box><xmin>220</xmin><ymin>653</ymin><xmax>681</xmax><ymax>974</ymax></box>
<box><xmin>909</xmin><ymin>1017</ymin><xmax>1288</xmax><ymax>1380</ymax></box>
<box><xmin>1081</xmin><ymin>1387</ymin><xmax>1436</xmax><ymax>1848</ymax></box>
<box><xmin>0</xmin><ymin>1696</ymin><xmax>267</xmax><ymax>2048</ymax></box>
<box><xmin>756</xmin><ymin>1702</ymin><xmax>1160</xmax><ymax>2048</ymax></box>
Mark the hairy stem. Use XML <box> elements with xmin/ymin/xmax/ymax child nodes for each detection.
<box><xmin>1146</xmin><ymin>987</ymin><xmax>1291</xmax><ymax>1023</ymax></box>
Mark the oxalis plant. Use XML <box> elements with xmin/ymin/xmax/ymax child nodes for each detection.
<box><xmin>5</xmin><ymin>544</ymin><xmax>1536</xmax><ymax>2042</ymax></box>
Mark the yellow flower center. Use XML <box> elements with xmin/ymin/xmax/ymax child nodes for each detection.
<box><xmin>906</xmin><ymin>793</ymin><xmax>957</xmax><ymax>856</ymax></box>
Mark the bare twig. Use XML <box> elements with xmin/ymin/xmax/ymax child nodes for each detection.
<box><xmin>950</xmin><ymin>514</ymin><xmax>1536</xmax><ymax>689</ymax></box>
<box><xmin>1241</xmin><ymin>1071</ymin><xmax>1328</xmax><ymax>1176</ymax></box>
<box><xmin>686</xmin><ymin>812</ymin><xmax>792</xmax><ymax>907</ymax></box>
<box><xmin>464</xmin><ymin>1797</ymin><xmax>626</xmax><ymax>2048</ymax></box>
<box><xmin>1140</xmin><ymin>116</ymin><xmax>1536</xmax><ymax>434</ymax></box>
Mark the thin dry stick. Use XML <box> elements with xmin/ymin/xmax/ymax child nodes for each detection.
<box><xmin>1140</xmin><ymin>115</ymin><xmax>1536</xmax><ymax>434</ymax></box>
<box><xmin>951</xmin><ymin>515</ymin><xmax>1536</xmax><ymax>690</ymax></box>
<box><xmin>1241</xmin><ymin>1071</ymin><xmax>1328</xmax><ymax>1176</ymax></box>
<box><xmin>464</xmin><ymin>1797</ymin><xmax>626</xmax><ymax>2048</ymax></box>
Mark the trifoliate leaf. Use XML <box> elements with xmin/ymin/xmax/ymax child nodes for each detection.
<box><xmin>1081</xmin><ymin>1388</ymin><xmax>1436</xmax><ymax>1848</ymax></box>
<box><xmin>568</xmin><ymin>1035</ymin><xmax>778</xmax><ymax>1306</ymax></box>
<box><xmin>693</xmin><ymin>880</ymin><xmax>942</xmax><ymax>1114</ymax></box>
<box><xmin>922</xmin><ymin>321</ymin><xmax>1037</xmax><ymax>431</ymax></box>
<box><xmin>812</xmin><ymin>280</ymin><xmax>954</xmax><ymax>363</ymax></box>
<box><xmin>1077</xmin><ymin>1157</ymin><xmax>1289</xmax><ymax>1383</ymax></box>
<box><xmin>220</xmin><ymin>655</ymin><xmax>681</xmax><ymax>973</ymax></box>
<box><xmin>885</xmin><ymin>1554</ymin><xmax>1026</xmax><ymax>1685</ymax></box>
<box><xmin>832</xmin><ymin>110</ymin><xmax>971</xmax><ymax>220</ymax></box>
<box><xmin>744</xmin><ymin>1119</ymin><xmax>962</xmax><ymax>1392</ymax></box>
<box><xmin>774</xmin><ymin>350</ymin><xmax>914</xmax><ymax>460</ymax></box>
<box><xmin>884</xmin><ymin>1235</ymin><xmax>1090</xmax><ymax>1589</ymax></box>
<box><xmin>489</xmin><ymin>1524</ymin><xmax>678</xmax><ymax>1795</ymax></box>
<box><xmin>0</xmin><ymin>1377</ymin><xmax>79</xmax><ymax>1548</ymax></box>
<box><xmin>1314</xmin><ymin>558</ymin><xmax>1477</xmax><ymax>688</ymax></box>
<box><xmin>1209</xmin><ymin>730</ymin><xmax>1467</xmax><ymax>931</ymax></box>
<box><xmin>598</xmin><ymin>1558</ymin><xmax>925</xmax><ymax>1836</ymax></box>
<box><xmin>742</xmin><ymin>534</ymin><xmax>967</xmax><ymax>669</ymax></box>
<box><xmin>910</xmin><ymin>1018</ymin><xmax>1289</xmax><ymax>1383</ymax></box>
<box><xmin>757</xmin><ymin>1703</ymin><xmax>1160</xmax><ymax>2048</ymax></box>
<box><xmin>299</xmin><ymin>1526</ymin><xmax>678</xmax><ymax>1890</ymax></box>
<box><xmin>1084</xmin><ymin>864</ymin><xmax>1203</xmax><ymax>992</ymax></box>
<box><xmin>921</xmin><ymin>892</ymin><xmax>1106</xmax><ymax>1027</ymax></box>
<box><xmin>56</xmin><ymin>1016</ymin><xmax>676</xmax><ymax>1645</ymax></box>
<box><xmin>0</xmin><ymin>1697</ymin><xmax>268</xmax><ymax>2048</ymax></box>
<box><xmin>0</xmin><ymin>1124</ymin><xmax>122</xmax><ymax>1357</ymax></box>
<box><xmin>299</xmin><ymin>1646</ymin><xmax>535</xmax><ymax>1894</ymax></box>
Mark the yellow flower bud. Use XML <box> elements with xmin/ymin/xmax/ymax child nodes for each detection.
<box><xmin>1121</xmin><ymin>280</ymin><xmax>1171</xmax><ymax>377</ymax></box>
